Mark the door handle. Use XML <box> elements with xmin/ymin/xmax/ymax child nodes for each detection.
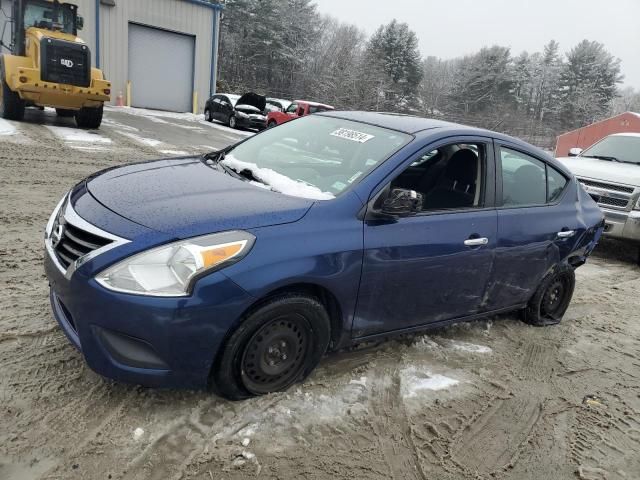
<box><xmin>464</xmin><ymin>237</ymin><xmax>489</xmax><ymax>247</ymax></box>
<box><xmin>557</xmin><ymin>230</ymin><xmax>575</xmax><ymax>239</ymax></box>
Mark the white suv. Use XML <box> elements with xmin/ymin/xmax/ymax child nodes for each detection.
<box><xmin>557</xmin><ymin>133</ymin><xmax>640</xmax><ymax>262</ymax></box>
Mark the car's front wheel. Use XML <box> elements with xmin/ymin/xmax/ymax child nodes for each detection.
<box><xmin>522</xmin><ymin>265</ymin><xmax>575</xmax><ymax>326</ymax></box>
<box><xmin>267</xmin><ymin>120</ymin><xmax>277</xmax><ymax>128</ymax></box>
<box><xmin>204</xmin><ymin>108</ymin><xmax>212</xmax><ymax>122</ymax></box>
<box><xmin>214</xmin><ymin>295</ymin><xmax>331</xmax><ymax>400</ymax></box>
<box><xmin>228</xmin><ymin>115</ymin><xmax>237</xmax><ymax>129</ymax></box>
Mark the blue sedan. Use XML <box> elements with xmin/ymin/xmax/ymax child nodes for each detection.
<box><xmin>44</xmin><ymin>112</ymin><xmax>604</xmax><ymax>399</ymax></box>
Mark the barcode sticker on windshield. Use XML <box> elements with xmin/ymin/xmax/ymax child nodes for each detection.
<box><xmin>330</xmin><ymin>128</ymin><xmax>374</xmax><ymax>143</ymax></box>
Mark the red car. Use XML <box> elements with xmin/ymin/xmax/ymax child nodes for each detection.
<box><xmin>266</xmin><ymin>100</ymin><xmax>334</xmax><ymax>128</ymax></box>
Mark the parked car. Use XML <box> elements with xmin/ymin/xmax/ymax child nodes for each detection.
<box><xmin>557</xmin><ymin>133</ymin><xmax>640</xmax><ymax>263</ymax></box>
<box><xmin>265</xmin><ymin>98</ymin><xmax>292</xmax><ymax>113</ymax></box>
<box><xmin>204</xmin><ymin>92</ymin><xmax>267</xmax><ymax>130</ymax></box>
<box><xmin>266</xmin><ymin>100</ymin><xmax>334</xmax><ymax>128</ymax></box>
<box><xmin>44</xmin><ymin>112</ymin><xmax>604</xmax><ymax>400</ymax></box>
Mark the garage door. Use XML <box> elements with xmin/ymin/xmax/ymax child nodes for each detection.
<box><xmin>128</xmin><ymin>23</ymin><xmax>195</xmax><ymax>112</ymax></box>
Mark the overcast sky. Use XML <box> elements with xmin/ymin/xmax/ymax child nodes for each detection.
<box><xmin>314</xmin><ymin>0</ymin><xmax>640</xmax><ymax>89</ymax></box>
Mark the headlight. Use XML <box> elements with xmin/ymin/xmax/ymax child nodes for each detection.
<box><xmin>95</xmin><ymin>231</ymin><xmax>255</xmax><ymax>296</ymax></box>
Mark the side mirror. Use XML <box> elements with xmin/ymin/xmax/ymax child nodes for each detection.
<box><xmin>76</xmin><ymin>15</ymin><xmax>84</xmax><ymax>30</ymax></box>
<box><xmin>568</xmin><ymin>147</ymin><xmax>582</xmax><ymax>157</ymax></box>
<box><xmin>381</xmin><ymin>188</ymin><xmax>422</xmax><ymax>217</ymax></box>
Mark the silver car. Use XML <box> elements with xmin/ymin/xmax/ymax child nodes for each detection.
<box><xmin>557</xmin><ymin>133</ymin><xmax>640</xmax><ymax>262</ymax></box>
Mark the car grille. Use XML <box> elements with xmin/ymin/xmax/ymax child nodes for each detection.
<box><xmin>53</xmin><ymin>222</ymin><xmax>112</xmax><ymax>270</ymax></box>
<box><xmin>597</xmin><ymin>197</ymin><xmax>630</xmax><ymax>208</ymax></box>
<box><xmin>40</xmin><ymin>37</ymin><xmax>91</xmax><ymax>88</ymax></box>
<box><xmin>576</xmin><ymin>177</ymin><xmax>636</xmax><ymax>211</ymax></box>
<box><xmin>578</xmin><ymin>178</ymin><xmax>635</xmax><ymax>194</ymax></box>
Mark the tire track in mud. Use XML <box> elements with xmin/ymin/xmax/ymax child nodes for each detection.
<box><xmin>569</xmin><ymin>395</ymin><xmax>640</xmax><ymax>478</ymax></box>
<box><xmin>450</xmin><ymin>395</ymin><xmax>542</xmax><ymax>475</ymax></box>
<box><xmin>367</xmin><ymin>369</ymin><xmax>425</xmax><ymax>480</ymax></box>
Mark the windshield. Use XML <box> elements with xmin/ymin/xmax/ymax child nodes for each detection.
<box><xmin>581</xmin><ymin>135</ymin><xmax>640</xmax><ymax>165</ymax></box>
<box><xmin>220</xmin><ymin>115</ymin><xmax>412</xmax><ymax>200</ymax></box>
<box><xmin>24</xmin><ymin>0</ymin><xmax>76</xmax><ymax>34</ymax></box>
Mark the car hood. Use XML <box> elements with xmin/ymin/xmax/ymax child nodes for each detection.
<box><xmin>557</xmin><ymin>156</ymin><xmax>640</xmax><ymax>187</ymax></box>
<box><xmin>236</xmin><ymin>92</ymin><xmax>266</xmax><ymax>112</ymax></box>
<box><xmin>86</xmin><ymin>157</ymin><xmax>314</xmax><ymax>238</ymax></box>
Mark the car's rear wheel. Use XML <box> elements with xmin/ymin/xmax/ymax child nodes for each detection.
<box><xmin>522</xmin><ymin>265</ymin><xmax>575</xmax><ymax>326</ymax></box>
<box><xmin>204</xmin><ymin>108</ymin><xmax>212</xmax><ymax>122</ymax></box>
<box><xmin>229</xmin><ymin>115</ymin><xmax>237</xmax><ymax>129</ymax></box>
<box><xmin>267</xmin><ymin>120</ymin><xmax>277</xmax><ymax>128</ymax></box>
<box><xmin>214</xmin><ymin>295</ymin><xmax>331</xmax><ymax>400</ymax></box>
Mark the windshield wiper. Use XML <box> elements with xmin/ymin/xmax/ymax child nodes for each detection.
<box><xmin>202</xmin><ymin>150</ymin><xmax>240</xmax><ymax>178</ymax></box>
<box><xmin>582</xmin><ymin>155</ymin><xmax>638</xmax><ymax>165</ymax></box>
<box><xmin>582</xmin><ymin>154</ymin><xmax>621</xmax><ymax>162</ymax></box>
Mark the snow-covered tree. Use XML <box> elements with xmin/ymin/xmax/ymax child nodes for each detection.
<box><xmin>558</xmin><ymin>40</ymin><xmax>623</xmax><ymax>128</ymax></box>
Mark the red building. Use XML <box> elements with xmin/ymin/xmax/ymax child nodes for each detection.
<box><xmin>555</xmin><ymin>111</ymin><xmax>640</xmax><ymax>156</ymax></box>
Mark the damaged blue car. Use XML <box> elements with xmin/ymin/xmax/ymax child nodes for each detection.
<box><xmin>44</xmin><ymin>112</ymin><xmax>604</xmax><ymax>399</ymax></box>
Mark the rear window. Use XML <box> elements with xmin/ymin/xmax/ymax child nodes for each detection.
<box><xmin>309</xmin><ymin>105</ymin><xmax>332</xmax><ymax>114</ymax></box>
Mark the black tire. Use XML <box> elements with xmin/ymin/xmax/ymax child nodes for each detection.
<box><xmin>0</xmin><ymin>59</ymin><xmax>25</xmax><ymax>121</ymax></box>
<box><xmin>75</xmin><ymin>104</ymin><xmax>103</xmax><ymax>129</ymax></box>
<box><xmin>228</xmin><ymin>115</ymin><xmax>237</xmax><ymax>129</ymax></box>
<box><xmin>204</xmin><ymin>108</ymin><xmax>212</xmax><ymax>122</ymax></box>
<box><xmin>522</xmin><ymin>265</ymin><xmax>575</xmax><ymax>326</ymax></box>
<box><xmin>56</xmin><ymin>108</ymin><xmax>75</xmax><ymax>117</ymax></box>
<box><xmin>267</xmin><ymin>120</ymin><xmax>277</xmax><ymax>128</ymax></box>
<box><xmin>214</xmin><ymin>295</ymin><xmax>331</xmax><ymax>400</ymax></box>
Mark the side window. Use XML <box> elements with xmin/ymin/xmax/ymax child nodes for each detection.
<box><xmin>547</xmin><ymin>165</ymin><xmax>568</xmax><ymax>202</ymax></box>
<box><xmin>500</xmin><ymin>148</ymin><xmax>546</xmax><ymax>206</ymax></box>
<box><xmin>390</xmin><ymin>143</ymin><xmax>486</xmax><ymax>212</ymax></box>
<box><xmin>286</xmin><ymin>103</ymin><xmax>298</xmax><ymax>114</ymax></box>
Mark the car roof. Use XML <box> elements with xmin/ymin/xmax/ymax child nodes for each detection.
<box><xmin>610</xmin><ymin>132</ymin><xmax>640</xmax><ymax>138</ymax></box>
<box><xmin>319</xmin><ymin>111</ymin><xmax>466</xmax><ymax>133</ymax></box>
<box><xmin>317</xmin><ymin>110</ymin><xmax>559</xmax><ymax>165</ymax></box>
<box><xmin>294</xmin><ymin>100</ymin><xmax>334</xmax><ymax>108</ymax></box>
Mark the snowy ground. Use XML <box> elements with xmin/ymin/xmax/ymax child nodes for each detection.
<box><xmin>0</xmin><ymin>109</ymin><xmax>639</xmax><ymax>479</ymax></box>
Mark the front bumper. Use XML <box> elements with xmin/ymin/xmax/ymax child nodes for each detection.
<box><xmin>45</xmin><ymin>246</ymin><xmax>255</xmax><ymax>389</ymax></box>
<box><xmin>44</xmin><ymin>194</ymin><xmax>256</xmax><ymax>390</ymax></box>
<box><xmin>601</xmin><ymin>208</ymin><xmax>640</xmax><ymax>242</ymax></box>
<box><xmin>11</xmin><ymin>69</ymin><xmax>110</xmax><ymax>109</ymax></box>
<box><xmin>237</xmin><ymin>115</ymin><xmax>266</xmax><ymax>130</ymax></box>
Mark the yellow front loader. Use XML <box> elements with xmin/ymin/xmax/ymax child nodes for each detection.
<box><xmin>0</xmin><ymin>0</ymin><xmax>110</xmax><ymax>128</ymax></box>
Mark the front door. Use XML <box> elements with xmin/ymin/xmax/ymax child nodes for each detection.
<box><xmin>353</xmin><ymin>139</ymin><xmax>497</xmax><ymax>338</ymax></box>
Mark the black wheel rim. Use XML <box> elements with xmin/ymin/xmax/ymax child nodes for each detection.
<box><xmin>240</xmin><ymin>314</ymin><xmax>311</xmax><ymax>394</ymax></box>
<box><xmin>541</xmin><ymin>275</ymin><xmax>570</xmax><ymax>318</ymax></box>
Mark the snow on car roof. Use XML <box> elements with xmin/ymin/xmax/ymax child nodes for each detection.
<box><xmin>294</xmin><ymin>100</ymin><xmax>334</xmax><ymax>108</ymax></box>
<box><xmin>219</xmin><ymin>93</ymin><xmax>241</xmax><ymax>105</ymax></box>
<box><xmin>610</xmin><ymin>132</ymin><xmax>640</xmax><ymax>137</ymax></box>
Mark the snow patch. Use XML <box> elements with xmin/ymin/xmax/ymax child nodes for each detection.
<box><xmin>158</xmin><ymin>149</ymin><xmax>189</xmax><ymax>156</ymax></box>
<box><xmin>133</xmin><ymin>427</ymin><xmax>144</xmax><ymax>439</ymax></box>
<box><xmin>119</xmin><ymin>131</ymin><xmax>162</xmax><ymax>147</ymax></box>
<box><xmin>222</xmin><ymin>154</ymin><xmax>335</xmax><ymax>200</ymax></box>
<box><xmin>46</xmin><ymin>126</ymin><xmax>112</xmax><ymax>144</ymax></box>
<box><xmin>446</xmin><ymin>340</ymin><xmax>492</xmax><ymax>354</ymax></box>
<box><xmin>0</xmin><ymin>118</ymin><xmax>17</xmax><ymax>135</ymax></box>
<box><xmin>401</xmin><ymin>367</ymin><xmax>459</xmax><ymax>398</ymax></box>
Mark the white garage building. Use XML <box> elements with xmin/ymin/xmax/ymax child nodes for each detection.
<box><xmin>0</xmin><ymin>0</ymin><xmax>223</xmax><ymax>112</ymax></box>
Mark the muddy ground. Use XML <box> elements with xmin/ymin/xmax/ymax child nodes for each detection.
<box><xmin>1</xmin><ymin>110</ymin><xmax>639</xmax><ymax>480</ymax></box>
